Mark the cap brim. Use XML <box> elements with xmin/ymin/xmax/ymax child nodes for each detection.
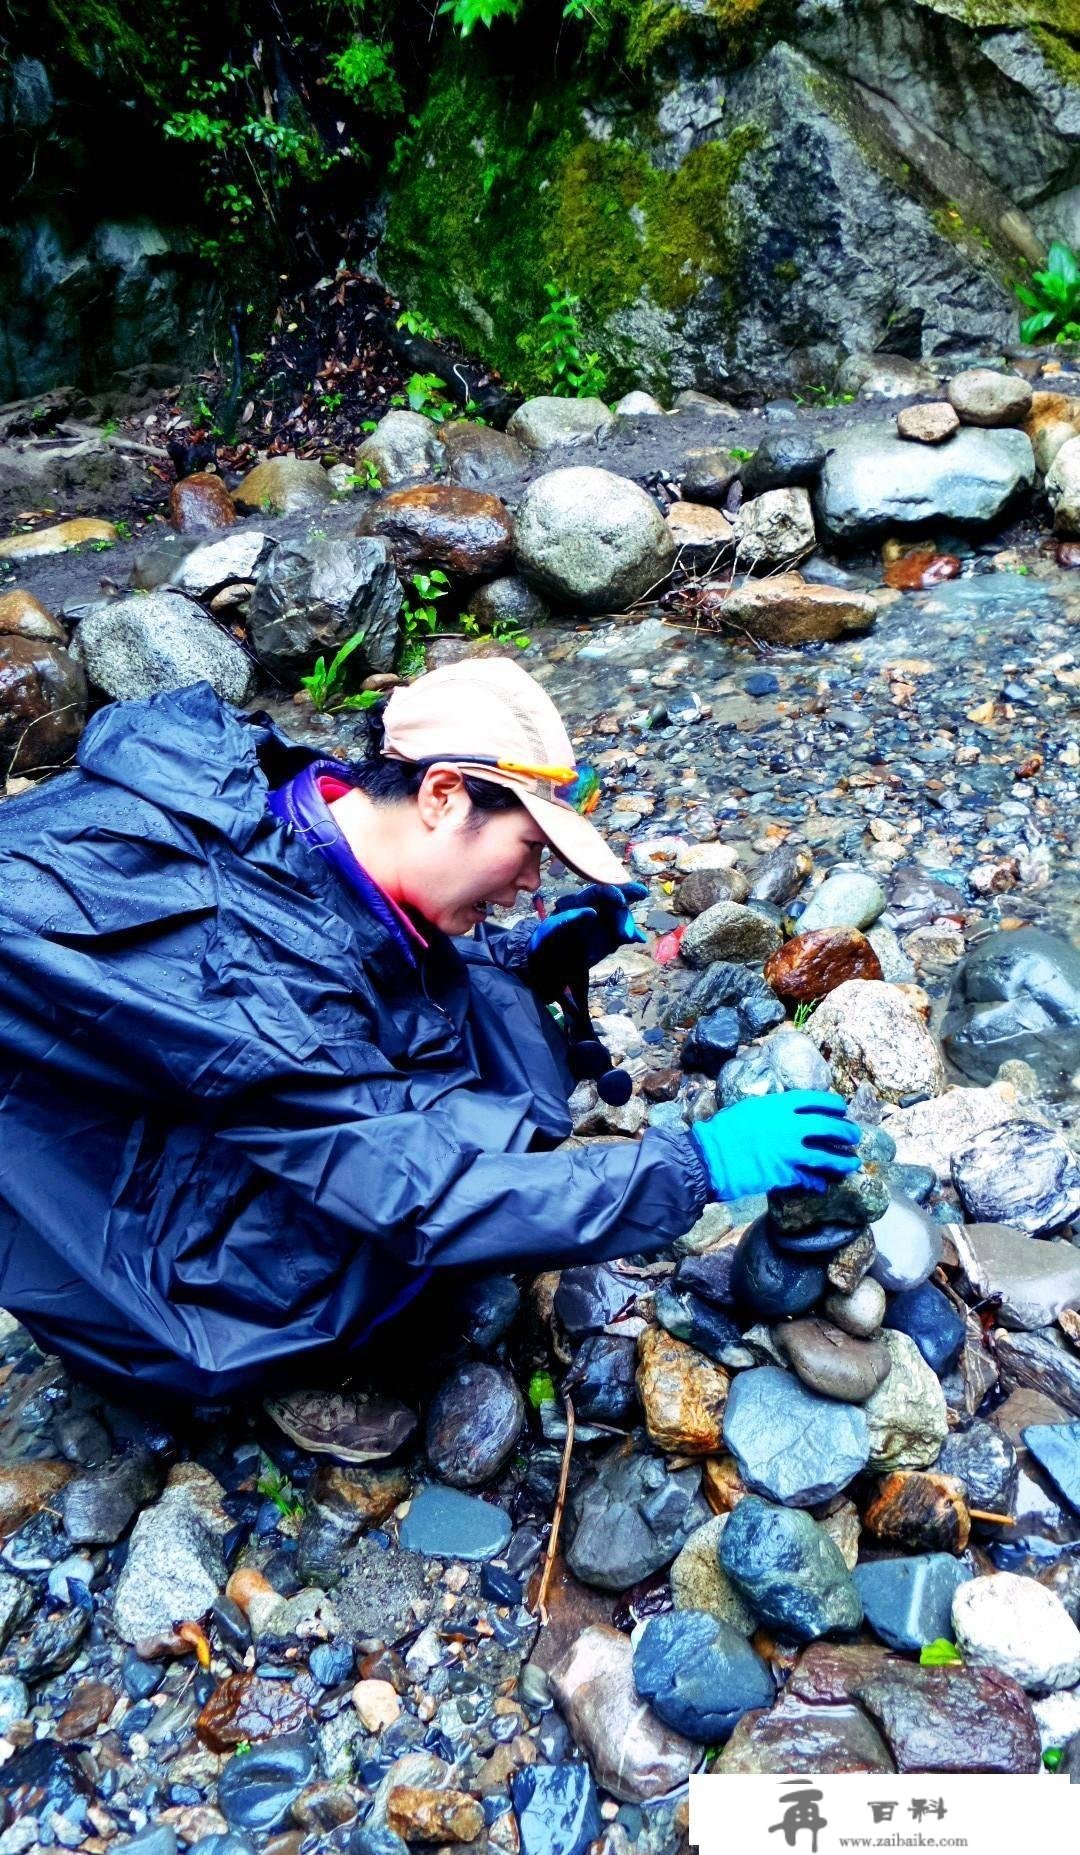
<box><xmin>519</xmin><ymin>789</ymin><xmax>630</xmax><ymax>886</ymax></box>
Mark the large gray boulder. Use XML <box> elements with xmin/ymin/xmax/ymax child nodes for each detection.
<box><xmin>356</xmin><ymin>409</ymin><xmax>445</xmax><ymax>486</ymax></box>
<box><xmin>514</xmin><ymin>465</ymin><xmax>674</xmax><ymax>612</ymax></box>
<box><xmin>72</xmin><ymin>591</ymin><xmax>256</xmax><ymax>704</ymax></box>
<box><xmin>815</xmin><ymin>424</ymin><xmax>1034</xmax><ymax>542</ymax></box>
<box><xmin>248</xmin><ymin>536</ymin><xmax>403</xmax><ymax>681</ymax></box>
<box><xmin>942</xmin><ymin>928</ymin><xmax>1080</xmax><ymax>1093</ymax></box>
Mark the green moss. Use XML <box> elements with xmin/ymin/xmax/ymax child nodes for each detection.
<box><xmin>643</xmin><ymin>129</ymin><xmax>763</xmax><ymax>308</ymax></box>
<box><xmin>917</xmin><ymin>1</ymin><xmax>1080</xmax><ymax>30</ymax></box>
<box><xmin>773</xmin><ymin>258</ymin><xmax>800</xmax><ymax>282</ymax></box>
<box><xmin>1032</xmin><ymin>25</ymin><xmax>1080</xmax><ymax>87</ymax></box>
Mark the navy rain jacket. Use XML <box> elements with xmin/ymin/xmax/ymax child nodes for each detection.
<box><xmin>0</xmin><ymin>684</ymin><xmax>709</xmax><ymax>1400</ymax></box>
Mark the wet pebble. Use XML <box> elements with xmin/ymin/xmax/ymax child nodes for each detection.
<box><xmin>884</xmin><ymin>1279</ymin><xmax>965</xmax><ymax>1373</ymax></box>
<box><xmin>398</xmin><ymin>1486</ymin><xmax>511</xmax><ymax>1562</ymax></box>
<box><xmin>217</xmin><ymin>1733</ymin><xmax>317</xmax><ymax>1833</ymax></box>
<box><xmin>1020</xmin><ymin>1422</ymin><xmax>1080</xmax><ymax>1517</ymax></box>
<box><xmin>854</xmin><ymin>1553</ymin><xmax>972</xmax><ymax>1653</ymax></box>
<box><xmin>824</xmin><ymin>1277</ymin><xmax>886</xmax><ymax>1338</ymax></box>
<box><xmin>731</xmin><ymin>1218</ymin><xmax>827</xmax><ymax>1320</ymax></box>
<box><xmin>723</xmin><ymin>1365</ymin><xmax>870</xmax><ymax>1505</ymax></box>
<box><xmin>720</xmin><ymin>1495</ymin><xmax>863</xmax><ymax>1642</ymax></box>
<box><xmin>425</xmin><ymin>1363</ymin><xmax>524</xmax><ymax>1488</ymax></box>
<box><xmin>566</xmin><ymin>1442</ymin><xmax>708</xmax><ymax>1591</ymax></box>
<box><xmin>951</xmin><ymin>1120</ymin><xmax>1080</xmax><ymax>1234</ymax></box>
<box><xmin>632</xmin><ymin>1609</ymin><xmax>775</xmax><ymax>1741</ymax></box>
<box><xmin>511</xmin><ymin>1763</ymin><xmax>601</xmax><ymax>1855</ymax></box>
<box><xmin>869</xmin><ymin>1192</ymin><xmax>943</xmax><ymax>1292</ymax></box>
<box><xmin>776</xmin><ymin>1316</ymin><xmax>892</xmax><ymax>1403</ymax></box>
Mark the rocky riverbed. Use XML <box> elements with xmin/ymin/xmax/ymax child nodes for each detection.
<box><xmin>1</xmin><ymin>354</ymin><xmax>1080</xmax><ymax>1850</ymax></box>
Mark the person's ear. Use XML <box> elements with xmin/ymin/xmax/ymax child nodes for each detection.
<box><xmin>416</xmin><ymin>763</ymin><xmax>471</xmax><ymax>832</ymax></box>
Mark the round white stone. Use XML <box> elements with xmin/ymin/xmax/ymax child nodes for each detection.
<box><xmin>951</xmin><ymin>1571</ymin><xmax>1080</xmax><ymax>1692</ymax></box>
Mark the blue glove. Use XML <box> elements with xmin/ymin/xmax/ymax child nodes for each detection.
<box><xmin>527</xmin><ymin>882</ymin><xmax>648</xmax><ymax>1000</ymax></box>
<box><xmin>691</xmin><ymin>1090</ymin><xmax>862</xmax><ymax>1201</ymax></box>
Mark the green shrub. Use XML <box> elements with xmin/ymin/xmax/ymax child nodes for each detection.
<box><xmin>1015</xmin><ymin>240</ymin><xmax>1080</xmax><ymax>343</ymax></box>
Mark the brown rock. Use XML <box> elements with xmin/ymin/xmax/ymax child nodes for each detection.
<box><xmin>862</xmin><ymin>1470</ymin><xmax>971</xmax><ymax>1553</ymax></box>
<box><xmin>233</xmin><ymin>457</ymin><xmax>332</xmax><ymax>515</ymax></box>
<box><xmin>827</xmin><ymin>1230</ymin><xmax>878</xmax><ymax>1295</ymax></box>
<box><xmin>0</xmin><ymin>518</ymin><xmax>117</xmax><ymax>560</ymax></box>
<box><xmin>0</xmin><ymin>1459</ymin><xmax>73</xmax><ymax>1537</ymax></box>
<box><xmin>947</xmin><ymin>368</ymin><xmax>1032</xmax><ymax>429</ymax></box>
<box><xmin>351</xmin><ymin>1678</ymin><xmax>401</xmax><ymax>1732</ymax></box>
<box><xmin>526</xmin><ymin>1555</ymin><xmax>614</xmax><ymax>1676</ymax></box>
<box><xmin>54</xmin><ymin>1680</ymin><xmax>116</xmax><ymax>1742</ymax></box>
<box><xmin>548</xmin><ymin>1623</ymin><xmax>697</xmax><ymax>1801</ymax></box>
<box><xmin>641</xmin><ymin>1066</ymin><xmax>682</xmax><ymax>1103</ymax></box>
<box><xmin>0</xmin><ymin>634</ymin><xmax>87</xmax><ymax>777</ymax></box>
<box><xmin>385</xmin><ymin>1786</ymin><xmax>484</xmax><ymax>1844</ymax></box>
<box><xmin>636</xmin><ymin>1328</ymin><xmax>728</xmax><ymax>1456</ymax></box>
<box><xmin>170</xmin><ymin>472</ymin><xmax>236</xmax><ymax>534</ymax></box>
<box><xmin>711</xmin><ymin>573</ymin><xmax>878</xmax><ymax>646</ymax></box>
<box><xmin>853</xmin><ymin>1662</ymin><xmax>1040</xmax><ymax>1773</ymax></box>
<box><xmin>673</xmin><ymin>867</ymin><xmax>749</xmax><ymax>915</ymax></box>
<box><xmin>718</xmin><ymin>1696</ymin><xmax>895</xmax><ymax>1774</ymax></box>
<box><xmin>665</xmin><ymin>502</ymin><xmax>734</xmax><ymax>570</ymax></box>
<box><xmin>308</xmin><ymin>1462</ymin><xmax>411</xmax><ymax>1524</ymax></box>
<box><xmin>439</xmin><ymin>422</ymin><xmax>527</xmax><ymax>488</ymax></box>
<box><xmin>896</xmin><ymin>403</ymin><xmax>960</xmax><ymax>445</ymax></box>
<box><xmin>788</xmin><ymin>1641</ymin><xmax>899</xmax><ymax>1704</ymax></box>
<box><xmin>196</xmin><ymin>1672</ymin><xmax>310</xmax><ymax>1750</ymax></box>
<box><xmin>225</xmin><ymin>1567</ymin><xmax>278</xmax><ymax>1615</ymax></box>
<box><xmin>357</xmin><ymin>485</ymin><xmax>513</xmax><ymax>576</ymax></box>
<box><xmin>0</xmin><ymin>588</ymin><xmax>65</xmax><ymax>641</ymax></box>
<box><xmin>883</xmin><ymin>551</ymin><xmax>962</xmax><ymax>591</ymax></box>
<box><xmin>764</xmin><ymin>927</ymin><xmax>882</xmax><ymax>1004</ymax></box>
<box><xmin>291</xmin><ymin>1782</ymin><xmax>360</xmax><ymax>1831</ymax></box>
<box><xmin>474</xmin><ymin>1735</ymin><xmax>537</xmax><ymax>1797</ymax></box>
<box><xmin>777</xmin><ymin>1316</ymin><xmax>892</xmax><ymax>1404</ymax></box>
<box><xmin>701</xmin><ymin>1455</ymin><xmax>750</xmax><ymax>1515</ymax></box>
<box><xmin>1057</xmin><ymin>540</ymin><xmax>1080</xmax><ymax>569</ymax></box>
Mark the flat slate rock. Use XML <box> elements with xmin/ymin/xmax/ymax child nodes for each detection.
<box><xmin>397</xmin><ymin>1485</ymin><xmax>511</xmax><ymax>1562</ymax></box>
<box><xmin>723</xmin><ymin>1365</ymin><xmax>870</xmax><ymax>1505</ymax></box>
<box><xmin>717</xmin><ymin>1696</ymin><xmax>895</xmax><ymax>1774</ymax></box>
<box><xmin>1022</xmin><ymin>1422</ymin><xmax>1080</xmax><ymax>1514</ymax></box>
<box><xmin>852</xmin><ymin>1663</ymin><xmax>1041</xmax><ymax>1773</ymax></box>
<box><xmin>951</xmin><ymin>1221</ymin><xmax>1080</xmax><ymax>1331</ymax></box>
<box><xmin>854</xmin><ymin>1554</ymin><xmax>972</xmax><ymax>1653</ymax></box>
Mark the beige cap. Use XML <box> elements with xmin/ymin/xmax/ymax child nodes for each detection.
<box><xmin>381</xmin><ymin>657</ymin><xmax>628</xmax><ymax>885</ymax></box>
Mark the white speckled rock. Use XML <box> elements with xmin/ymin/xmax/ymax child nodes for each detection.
<box><xmin>807</xmin><ymin>980</ymin><xmax>945</xmax><ymax>1103</ymax></box>
<box><xmin>863</xmin><ymin>1330</ymin><xmax>948</xmax><ymax>1471</ymax></box>
<box><xmin>952</xmin><ymin>1572</ymin><xmax>1080</xmax><ymax>1693</ymax></box>
<box><xmin>670</xmin><ymin>1514</ymin><xmax>757</xmax><ymax>1636</ymax></box>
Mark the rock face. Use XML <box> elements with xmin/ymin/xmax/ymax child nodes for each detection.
<box><xmin>356</xmin><ymin>485</ymin><xmax>514</xmax><ymax>576</ymax></box>
<box><xmin>952</xmin><ymin>1573</ymin><xmax>1080</xmax><ymax>1693</ymax></box>
<box><xmin>951</xmin><ymin>1120</ymin><xmax>1080</xmax><ymax>1235</ymax></box>
<box><xmin>807</xmin><ymin>980</ymin><xmax>945</xmax><ymax>1102</ymax></box>
<box><xmin>709</xmin><ymin>574</ymin><xmax>878</xmax><ymax>646</ymax></box>
<box><xmin>548</xmin><ymin>1624</ymin><xmax>696</xmax><ymax>1802</ymax></box>
<box><xmin>719</xmin><ymin>1496</ymin><xmax>863</xmax><ymax>1642</ymax></box>
<box><xmin>514</xmin><ymin>467</ymin><xmax>674</xmax><ymax>612</ymax></box>
<box><xmin>815</xmin><ymin>425</ymin><xmax>1034</xmax><ymax>543</ymax></box>
<box><xmin>0</xmin><ymin>635</ymin><xmax>87</xmax><ymax>777</ymax></box>
<box><xmin>248</xmin><ymin>537</ymin><xmax>402</xmax><ymax>680</ymax></box>
<box><xmin>943</xmin><ymin>929</ymin><xmax>1080</xmax><ymax>1093</ymax></box>
<box><xmin>723</xmin><ymin>1365</ymin><xmax>870</xmax><ymax>1506</ymax></box>
<box><xmin>72</xmin><ymin>593</ymin><xmax>255</xmax><ymax>704</ymax></box>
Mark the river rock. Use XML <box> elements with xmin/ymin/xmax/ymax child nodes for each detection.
<box><xmin>837</xmin><ymin>354</ymin><xmax>939</xmax><ymax>400</ymax></box>
<box><xmin>669</xmin><ymin>1515</ymin><xmax>757</xmax><ymax>1636</ymax></box>
<box><xmin>632</xmin><ymin>1610</ymin><xmax>774</xmax><ymax>1742</ymax></box>
<box><xmin>896</xmin><ymin>403</ymin><xmax>960</xmax><ymax>444</ymax></box>
<box><xmin>719</xmin><ymin>1496</ymin><xmax>862</xmax><ymax>1641</ymax></box>
<box><xmin>665</xmin><ymin>501</ymin><xmax>734</xmax><ymax>569</ymax></box>
<box><xmin>853</xmin><ymin>1663</ymin><xmax>1040</xmax><ymax>1773</ymax></box>
<box><xmin>0</xmin><ymin>587</ymin><xmax>65</xmax><ymax>641</ymax></box>
<box><xmin>1021</xmin><ymin>1423</ymin><xmax>1080</xmax><ymax>1516</ymax></box>
<box><xmin>398</xmin><ymin>1485</ymin><xmax>511</xmax><ymax>1561</ymax></box>
<box><xmin>952</xmin><ymin>1573</ymin><xmax>1080</xmax><ymax>1693</ymax></box>
<box><xmin>863</xmin><ymin>1331</ymin><xmax>948</xmax><ymax>1471</ymax></box>
<box><xmin>719</xmin><ymin>1693</ymin><xmax>894</xmax><ymax>1773</ymax></box>
<box><xmin>680</xmin><ymin>900</ymin><xmax>782</xmax><ymax>969</ymax></box>
<box><xmin>506</xmin><ymin>397</ymin><xmax>614</xmax><ymax>450</ymax></box>
<box><xmin>60</xmin><ymin>1455</ymin><xmax>159</xmax><ymax>1546</ymax></box>
<box><xmin>514</xmin><ymin>467</ymin><xmax>674</xmax><ymax>612</ymax></box>
<box><xmin>0</xmin><ymin>516</ymin><xmax>117</xmax><ymax>559</ymax></box>
<box><xmin>169</xmin><ymin>472</ymin><xmax>237</xmax><ymax>534</ymax></box>
<box><xmin>548</xmin><ymin>1624</ymin><xmax>695</xmax><ymax>1802</ymax></box>
<box><xmin>469</xmin><ymin>575</ymin><xmax>550</xmax><ymax>632</ymax></box>
<box><xmin>993</xmin><ymin>1331</ymin><xmax>1080</xmax><ymax>1417</ymax></box>
<box><xmin>884</xmin><ymin>1280</ymin><xmax>965</xmax><ymax>1373</ymax></box>
<box><xmin>723</xmin><ymin>1365</ymin><xmax>870</xmax><ymax>1504</ymax></box>
<box><xmin>217</xmin><ymin>1731</ymin><xmax>317</xmax><ymax>1833</ymax></box>
<box><xmin>196</xmin><ymin>1672</ymin><xmax>310</xmax><ymax>1750</ymax></box>
<box><xmin>385</xmin><ymin>1787</ymin><xmax>483</xmax><ymax>1844</ymax></box>
<box><xmin>950</xmin><ymin>1221</ymin><xmax>1080</xmax><ymax>1331</ymax></box>
<box><xmin>615</xmin><ymin>390</ymin><xmax>665</xmax><ymax>416</ymax></box>
<box><xmin>511</xmin><ymin>1763</ymin><xmax>601</xmax><ymax>1855</ymax></box>
<box><xmin>750</xmin><ymin>844</ymin><xmax>814</xmax><ymax>906</ymax></box>
<box><xmin>855</xmin><ymin>1554</ymin><xmax>971</xmax><ymax>1654</ymax></box>
<box><xmin>566</xmin><ymin>1442</ymin><xmax>708</xmax><ymax>1591</ymax></box>
<box><xmin>112</xmin><ymin>1485</ymin><xmax>227</xmax><ymax>1644</ymax></box>
<box><xmin>938</xmin><ymin>1423</ymin><xmax>1018</xmax><ymax>1517</ymax></box>
<box><xmin>770</xmin><ymin>1128</ymin><xmax>891</xmax><ymax>1235</ymax></box>
<box><xmin>425</xmin><ymin>1363</ymin><xmax>523</xmax><ymax>1488</ymax></box>
<box><xmin>73</xmin><ymin>591</ymin><xmax>255</xmax><ymax>703</ymax></box>
<box><xmin>807</xmin><ymin>980</ymin><xmax>945</xmax><ymax>1102</ymax></box>
<box><xmin>233</xmin><ymin>457</ymin><xmax>332</xmax><ymax>515</ymax></box>
<box><xmin>827</xmin><ymin>1229</ymin><xmax>878</xmax><ymax>1294</ymax></box>
<box><xmin>718</xmin><ymin>1029</ymin><xmax>831</xmax><ymax>1105</ymax></box>
<box><xmin>730</xmin><ymin>1218</ymin><xmax>828</xmax><ymax>1321</ymax></box>
<box><xmin>825</xmin><ymin>1277</ymin><xmax>886</xmax><ymax>1339</ymax></box>
<box><xmin>554</xmin><ymin>1264</ymin><xmax>639</xmax><ymax>1336</ymax></box>
<box><xmin>764</xmin><ymin>928</ymin><xmax>882</xmax><ymax>1003</ymax></box>
<box><xmin>636</xmin><ymin>1328</ymin><xmax>728</xmax><ymax>1455</ymax></box>
<box><xmin>248</xmin><ymin>536</ymin><xmax>402</xmax><ymax>680</ymax></box>
<box><xmin>653</xmin><ymin>1280</ymin><xmax>745</xmax><ymax>1367</ymax></box>
<box><xmin>882</xmin><ymin>1082</ymin><xmax>1024</xmax><ymax>1182</ymax></box>
<box><xmin>171</xmin><ymin>531</ymin><xmax>274</xmax><ymax>597</ymax></box>
<box><xmin>942</xmin><ymin>928</ymin><xmax>1080</xmax><ymax>1092</ymax></box>
<box><xmin>674</xmin><ymin>866</ymin><xmax>750</xmax><ymax>915</ymax></box>
<box><xmin>799</xmin><ymin>869</ymin><xmax>887</xmax><ymax>933</ymax></box>
<box><xmin>815</xmin><ymin>425</ymin><xmax>1034</xmax><ymax>542</ymax></box>
<box><xmin>951</xmin><ymin>1121</ymin><xmax>1080</xmax><ymax>1235</ymax></box>
<box><xmin>0</xmin><ymin>1459</ymin><xmax>72</xmax><ymax>1538</ymax></box>
<box><xmin>679</xmin><ymin>448</ymin><xmax>738</xmax><ymax>502</ymax></box>
<box><xmin>869</xmin><ymin>1192</ymin><xmax>943</xmax><ymax>1292</ymax></box>
<box><xmin>357</xmin><ymin>409</ymin><xmax>445</xmax><ymax>485</ymax></box>
<box><xmin>741</xmin><ymin>433</ymin><xmax>826</xmax><ymax>495</ymax></box>
<box><xmin>357</xmin><ymin>484</ymin><xmax>514</xmax><ymax>576</ymax></box>
<box><xmin>862</xmin><ymin>1470</ymin><xmax>970</xmax><ymax>1554</ymax></box>
<box><xmin>440</xmin><ymin>420</ymin><xmax>527</xmax><ymax>487</ymax></box>
<box><xmin>1047</xmin><ymin>435</ymin><xmax>1080</xmax><ymax>538</ymax></box>
<box><xmin>947</xmin><ymin>368</ymin><xmax>1032</xmax><ymax>428</ymax></box>
<box><xmin>732</xmin><ymin>486</ymin><xmax>816</xmax><ymax>567</ymax></box>
<box><xmin>681</xmin><ymin>1007</ymin><xmax>740</xmax><ymax>1075</ymax></box>
<box><xmin>709</xmin><ymin>573</ymin><xmax>877</xmax><ymax>645</ymax></box>
<box><xmin>563</xmin><ymin>1334</ymin><xmax>638</xmax><ymax>1424</ymax></box>
<box><xmin>0</xmin><ymin>634</ymin><xmax>87</xmax><ymax>776</ymax></box>
<box><xmin>776</xmin><ymin>1316</ymin><xmax>891</xmax><ymax>1403</ymax></box>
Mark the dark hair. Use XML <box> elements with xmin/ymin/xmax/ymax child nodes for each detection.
<box><xmin>350</xmin><ymin>698</ymin><xmax>523</xmax><ymax>821</ymax></box>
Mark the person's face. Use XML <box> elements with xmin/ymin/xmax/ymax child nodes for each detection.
<box><xmin>406</xmin><ymin>766</ymin><xmax>547</xmax><ymax>935</ymax></box>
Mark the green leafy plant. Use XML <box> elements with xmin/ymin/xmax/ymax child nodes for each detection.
<box><xmin>115</xmin><ymin>520</ymin><xmax>133</xmax><ymax>541</ymax></box>
<box><xmin>397</xmin><ymin>635</ymin><xmax>428</xmax><ymax>678</ymax></box>
<box><xmin>256</xmin><ymin>1457</ymin><xmax>305</xmax><ymax>1522</ymax></box>
<box><xmin>361</xmin><ymin>419</ymin><xmax>379</xmax><ymax>434</ymax></box>
<box><xmin>794</xmin><ymin>384</ymin><xmax>855</xmax><ymax>408</ymax></box>
<box><xmin>528</xmin><ymin>1369</ymin><xmax>557</xmax><ymax>1407</ymax></box>
<box><xmin>919</xmin><ymin>1638</ymin><xmax>963</xmax><ymax>1667</ymax></box>
<box><xmin>792</xmin><ymin>1000</ymin><xmax>819</xmax><ymax>1030</ymax></box>
<box><xmin>396</xmin><ymin>308</ymin><xmax>442</xmax><ymax>342</ymax></box>
<box><xmin>328</xmin><ymin>38</ymin><xmax>403</xmax><ymax>116</ymax></box>
<box><xmin>1015</xmin><ymin>240</ymin><xmax>1080</xmax><ymax>343</ymax></box>
<box><xmin>391</xmin><ymin>372</ymin><xmax>457</xmax><ymax>421</ymax></box>
<box><xmin>319</xmin><ymin>390</ymin><xmax>344</xmax><ymax>415</ymax></box>
<box><xmin>87</xmin><ymin>538</ymin><xmax>116</xmax><ymax>553</ymax></box>
<box><xmin>402</xmin><ymin>569</ymin><xmax>451</xmax><ymax>637</ymax></box>
<box><xmin>532</xmin><ymin>282</ymin><xmax>608</xmax><ymax>399</ymax></box>
<box><xmin>1043</xmin><ymin>1747</ymin><xmax>1066</xmax><ymax>1772</ymax></box>
<box><xmin>300</xmin><ymin>630</ymin><xmax>378</xmax><ymax>713</ymax></box>
<box><xmin>490</xmin><ymin>616</ymin><xmax>530</xmax><ymax>649</ymax></box>
<box><xmin>350</xmin><ymin>458</ymin><xmax>384</xmax><ymax>492</ymax></box>
<box><xmin>438</xmin><ymin>0</ymin><xmax>522</xmax><ymax>34</ymax></box>
<box><xmin>101</xmin><ymin>417</ymin><xmax>121</xmax><ymax>439</ymax></box>
<box><xmin>234</xmin><ymin>1740</ymin><xmax>253</xmax><ymax>1757</ymax></box>
<box><xmin>728</xmin><ymin>447</ymin><xmax>754</xmax><ymax>463</ymax></box>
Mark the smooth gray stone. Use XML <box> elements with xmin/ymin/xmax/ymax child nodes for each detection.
<box><xmin>855</xmin><ymin>1554</ymin><xmax>972</xmax><ymax>1652</ymax></box>
<box><xmin>398</xmin><ymin>1484</ymin><xmax>511</xmax><ymax>1562</ymax></box>
<box><xmin>1022</xmin><ymin>1423</ymin><xmax>1080</xmax><ymax>1515</ymax></box>
<box><xmin>816</xmin><ymin>424</ymin><xmax>1034</xmax><ymax>541</ymax></box>
<box><xmin>943</xmin><ymin>928</ymin><xmax>1080</xmax><ymax>1092</ymax></box>
<box><xmin>723</xmin><ymin>1365</ymin><xmax>870</xmax><ymax>1505</ymax></box>
<box><xmin>720</xmin><ymin>1495</ymin><xmax>862</xmax><ymax>1642</ymax></box>
<box><xmin>869</xmin><ymin>1192</ymin><xmax>943</xmax><ymax>1292</ymax></box>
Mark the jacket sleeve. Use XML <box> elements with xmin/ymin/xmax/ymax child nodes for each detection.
<box><xmin>215</xmin><ymin>1069</ymin><xmax>711</xmax><ymax>1270</ymax></box>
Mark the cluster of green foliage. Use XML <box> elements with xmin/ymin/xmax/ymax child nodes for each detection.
<box><xmin>256</xmin><ymin>1455</ymin><xmax>305</xmax><ymax>1521</ymax></box>
<box><xmin>300</xmin><ymin>629</ymin><xmax>379</xmax><ymax>714</ymax></box>
<box><xmin>1015</xmin><ymin>240</ymin><xmax>1080</xmax><ymax>343</ymax></box>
